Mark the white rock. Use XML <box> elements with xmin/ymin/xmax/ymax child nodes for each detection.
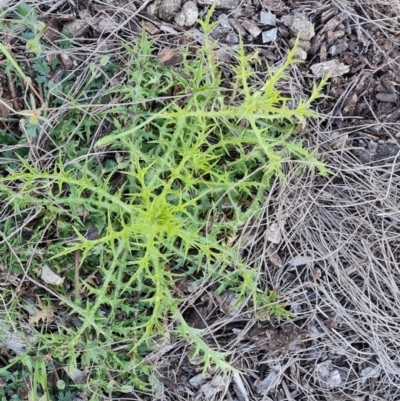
<box><xmin>310</xmin><ymin>60</ymin><xmax>350</xmax><ymax>78</ymax></box>
<box><xmin>294</xmin><ymin>48</ymin><xmax>307</xmax><ymax>61</ymax></box>
<box><xmin>174</xmin><ymin>1</ymin><xmax>198</xmax><ymax>27</ymax></box>
<box><xmin>41</xmin><ymin>264</ymin><xmax>64</xmax><ymax>285</ymax></box>
<box><xmin>265</xmin><ymin>222</ymin><xmax>281</xmax><ymax>244</ymax></box>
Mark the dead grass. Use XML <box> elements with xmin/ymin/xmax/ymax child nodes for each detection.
<box><xmin>155</xmin><ymin>1</ymin><xmax>400</xmax><ymax>399</ymax></box>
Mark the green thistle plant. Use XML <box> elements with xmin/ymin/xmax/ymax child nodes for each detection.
<box><xmin>0</xmin><ymin>10</ymin><xmax>329</xmax><ymax>399</ymax></box>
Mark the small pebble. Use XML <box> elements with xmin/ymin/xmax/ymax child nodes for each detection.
<box><xmin>174</xmin><ymin>1</ymin><xmax>198</xmax><ymax>27</ymax></box>
<box><xmin>290</xmin><ymin>15</ymin><xmax>315</xmax><ymax>41</ymax></box>
<box><xmin>158</xmin><ymin>0</ymin><xmax>181</xmax><ymax>21</ymax></box>
<box><xmin>360</xmin><ymin>367</ymin><xmax>380</xmax><ymax>384</ymax></box>
<box><xmin>376</xmin><ymin>93</ymin><xmax>397</xmax><ymax>103</ymax></box>
<box><xmin>215</xmin><ymin>48</ymin><xmax>232</xmax><ymax>62</ymax></box>
<box><xmin>218</xmin><ymin>13</ymin><xmax>231</xmax><ymax>29</ymax></box>
<box><xmin>329</xmin><ymin>42</ymin><xmax>348</xmax><ymax>56</ymax></box>
<box><xmin>262</xmin><ymin>28</ymin><xmax>277</xmax><ymax>43</ymax></box>
<box><xmin>260</xmin><ymin>11</ymin><xmax>276</xmax><ymax>26</ymax></box>
<box><xmin>310</xmin><ymin>60</ymin><xmax>350</xmax><ymax>78</ymax></box>
<box><xmin>225</xmin><ymin>33</ymin><xmax>239</xmax><ymax>44</ymax></box>
<box><xmin>359</xmin><ymin>150</ymin><xmax>371</xmax><ymax>164</ymax></box>
<box><xmin>294</xmin><ymin>48</ymin><xmax>307</xmax><ymax>60</ymax></box>
<box><xmin>188</xmin><ymin>373</ymin><xmax>211</xmax><ymax>389</ymax></box>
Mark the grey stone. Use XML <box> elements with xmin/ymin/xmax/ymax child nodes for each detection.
<box><xmin>329</xmin><ymin>41</ymin><xmax>348</xmax><ymax>56</ymax></box>
<box><xmin>260</xmin><ymin>11</ymin><xmax>276</xmax><ymax>26</ymax></box>
<box><xmin>0</xmin><ymin>320</ymin><xmax>36</xmax><ymax>355</ymax></box>
<box><xmin>215</xmin><ymin>48</ymin><xmax>231</xmax><ymax>62</ymax></box>
<box><xmin>266</xmin><ymin>222</ymin><xmax>281</xmax><ymax>244</ymax></box>
<box><xmin>262</xmin><ymin>28</ymin><xmax>277</xmax><ymax>43</ymax></box>
<box><xmin>218</xmin><ymin>13</ymin><xmax>231</xmax><ymax>29</ymax></box>
<box><xmin>146</xmin><ymin>1</ymin><xmax>158</xmax><ymax>16</ymax></box>
<box><xmin>225</xmin><ymin>33</ymin><xmax>239</xmax><ymax>44</ymax></box>
<box><xmin>289</xmin><ymin>255</ymin><xmax>314</xmax><ymax>266</ymax></box>
<box><xmin>376</xmin><ymin>93</ymin><xmax>397</xmax><ymax>102</ymax></box>
<box><xmin>359</xmin><ymin>150</ymin><xmax>371</xmax><ymax>164</ymax></box>
<box><xmin>158</xmin><ymin>0</ymin><xmax>181</xmax><ymax>21</ymax></box>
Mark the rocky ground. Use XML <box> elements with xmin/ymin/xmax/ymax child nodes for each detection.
<box><xmin>3</xmin><ymin>0</ymin><xmax>400</xmax><ymax>400</ymax></box>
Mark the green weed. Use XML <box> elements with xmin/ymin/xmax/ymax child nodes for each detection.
<box><xmin>0</xmin><ymin>2</ymin><xmax>116</xmax><ymax>158</ymax></box>
<box><xmin>0</xmin><ymin>8</ymin><xmax>328</xmax><ymax>399</ymax></box>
